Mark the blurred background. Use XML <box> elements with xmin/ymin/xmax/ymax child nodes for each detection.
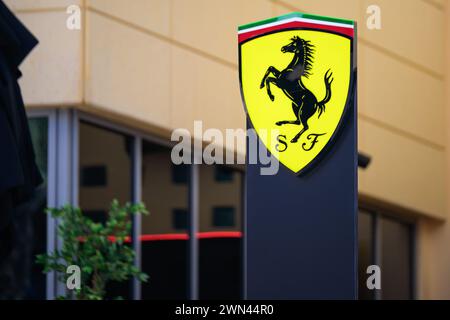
<box><xmin>2</xmin><ymin>0</ymin><xmax>449</xmax><ymax>300</ymax></box>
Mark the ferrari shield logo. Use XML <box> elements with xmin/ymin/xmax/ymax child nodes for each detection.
<box><xmin>239</xmin><ymin>13</ymin><xmax>355</xmax><ymax>175</ymax></box>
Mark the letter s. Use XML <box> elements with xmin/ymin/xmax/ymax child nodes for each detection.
<box><xmin>275</xmin><ymin>135</ymin><xmax>288</xmax><ymax>152</ymax></box>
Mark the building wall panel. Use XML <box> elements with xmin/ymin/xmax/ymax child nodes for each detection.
<box><xmin>359</xmin><ymin>119</ymin><xmax>445</xmax><ymax>219</ymax></box>
<box><xmin>85</xmin><ymin>11</ymin><xmax>171</xmax><ymax>128</ymax></box>
<box><xmin>17</xmin><ymin>11</ymin><xmax>83</xmax><ymax>105</ymax></box>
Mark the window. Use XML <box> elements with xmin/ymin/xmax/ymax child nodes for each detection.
<box><xmin>199</xmin><ymin>165</ymin><xmax>243</xmax><ymax>299</ymax></box>
<box><xmin>214</xmin><ymin>166</ymin><xmax>234</xmax><ymax>182</ymax></box>
<box><xmin>141</xmin><ymin>140</ymin><xmax>189</xmax><ymax>299</ymax></box>
<box><xmin>358</xmin><ymin>209</ymin><xmax>415</xmax><ymax>300</ymax></box>
<box><xmin>79</xmin><ymin>121</ymin><xmax>133</xmax><ymax>217</ymax></box>
<box><xmin>213</xmin><ymin>207</ymin><xmax>235</xmax><ymax>227</ymax></box>
<box><xmin>358</xmin><ymin>210</ymin><xmax>374</xmax><ymax>300</ymax></box>
<box><xmin>83</xmin><ymin>210</ymin><xmax>108</xmax><ymax>223</ymax></box>
<box><xmin>172</xmin><ymin>163</ymin><xmax>189</xmax><ymax>184</ymax></box>
<box><xmin>26</xmin><ymin>111</ymin><xmax>247</xmax><ymax>300</ymax></box>
<box><xmin>81</xmin><ymin>165</ymin><xmax>107</xmax><ymax>187</ymax></box>
<box><xmin>53</xmin><ymin>111</ymin><xmax>246</xmax><ymax>300</ymax></box>
<box><xmin>380</xmin><ymin>216</ymin><xmax>414</xmax><ymax>300</ymax></box>
<box><xmin>173</xmin><ymin>209</ymin><xmax>188</xmax><ymax>230</ymax></box>
<box><xmin>79</xmin><ymin>121</ymin><xmax>133</xmax><ymax>299</ymax></box>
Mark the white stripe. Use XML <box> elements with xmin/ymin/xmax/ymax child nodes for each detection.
<box><xmin>238</xmin><ymin>16</ymin><xmax>354</xmax><ymax>35</ymax></box>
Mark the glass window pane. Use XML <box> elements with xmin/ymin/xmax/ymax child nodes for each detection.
<box><xmin>172</xmin><ymin>164</ymin><xmax>189</xmax><ymax>185</ymax></box>
<box><xmin>213</xmin><ymin>207</ymin><xmax>235</xmax><ymax>227</ymax></box>
<box><xmin>380</xmin><ymin>216</ymin><xmax>413</xmax><ymax>300</ymax></box>
<box><xmin>27</xmin><ymin>117</ymin><xmax>48</xmax><ymax>299</ymax></box>
<box><xmin>358</xmin><ymin>210</ymin><xmax>374</xmax><ymax>300</ymax></box>
<box><xmin>79</xmin><ymin>121</ymin><xmax>133</xmax><ymax>299</ymax></box>
<box><xmin>199</xmin><ymin>165</ymin><xmax>243</xmax><ymax>299</ymax></box>
<box><xmin>141</xmin><ymin>141</ymin><xmax>189</xmax><ymax>299</ymax></box>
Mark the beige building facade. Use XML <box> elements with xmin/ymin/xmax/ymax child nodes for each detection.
<box><xmin>4</xmin><ymin>0</ymin><xmax>450</xmax><ymax>299</ymax></box>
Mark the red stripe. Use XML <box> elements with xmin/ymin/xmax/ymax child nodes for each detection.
<box><xmin>197</xmin><ymin>231</ymin><xmax>242</xmax><ymax>239</ymax></box>
<box><xmin>79</xmin><ymin>232</ymin><xmax>242</xmax><ymax>243</ymax></box>
<box><xmin>140</xmin><ymin>233</ymin><xmax>189</xmax><ymax>241</ymax></box>
<box><xmin>140</xmin><ymin>231</ymin><xmax>242</xmax><ymax>241</ymax></box>
<box><xmin>238</xmin><ymin>21</ymin><xmax>353</xmax><ymax>43</ymax></box>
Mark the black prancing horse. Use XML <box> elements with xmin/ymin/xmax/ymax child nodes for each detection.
<box><xmin>260</xmin><ymin>36</ymin><xmax>333</xmax><ymax>143</ymax></box>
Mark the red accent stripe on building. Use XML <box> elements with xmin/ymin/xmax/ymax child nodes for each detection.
<box><xmin>238</xmin><ymin>21</ymin><xmax>354</xmax><ymax>43</ymax></box>
<box><xmin>139</xmin><ymin>231</ymin><xmax>242</xmax><ymax>241</ymax></box>
<box><xmin>80</xmin><ymin>231</ymin><xmax>243</xmax><ymax>243</ymax></box>
<box><xmin>197</xmin><ymin>231</ymin><xmax>242</xmax><ymax>239</ymax></box>
<box><xmin>140</xmin><ymin>233</ymin><xmax>189</xmax><ymax>241</ymax></box>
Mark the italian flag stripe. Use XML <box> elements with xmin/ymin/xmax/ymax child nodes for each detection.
<box><xmin>238</xmin><ymin>12</ymin><xmax>354</xmax><ymax>43</ymax></box>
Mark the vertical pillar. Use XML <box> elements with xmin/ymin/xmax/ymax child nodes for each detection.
<box><xmin>241</xmin><ymin>13</ymin><xmax>358</xmax><ymax>299</ymax></box>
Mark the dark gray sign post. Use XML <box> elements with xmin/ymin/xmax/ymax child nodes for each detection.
<box><xmin>239</xmin><ymin>13</ymin><xmax>357</xmax><ymax>299</ymax></box>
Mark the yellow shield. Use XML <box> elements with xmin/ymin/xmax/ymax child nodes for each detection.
<box><xmin>239</xmin><ymin>13</ymin><xmax>355</xmax><ymax>175</ymax></box>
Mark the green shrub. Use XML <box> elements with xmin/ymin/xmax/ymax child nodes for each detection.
<box><xmin>36</xmin><ymin>200</ymin><xmax>149</xmax><ymax>300</ymax></box>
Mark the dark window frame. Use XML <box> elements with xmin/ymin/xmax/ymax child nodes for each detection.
<box><xmin>81</xmin><ymin>165</ymin><xmax>107</xmax><ymax>187</ymax></box>
<box><xmin>172</xmin><ymin>163</ymin><xmax>190</xmax><ymax>185</ymax></box>
<box><xmin>212</xmin><ymin>206</ymin><xmax>236</xmax><ymax>227</ymax></box>
<box><xmin>172</xmin><ymin>208</ymin><xmax>189</xmax><ymax>231</ymax></box>
<box><xmin>358</xmin><ymin>205</ymin><xmax>416</xmax><ymax>300</ymax></box>
<box><xmin>214</xmin><ymin>165</ymin><xmax>235</xmax><ymax>182</ymax></box>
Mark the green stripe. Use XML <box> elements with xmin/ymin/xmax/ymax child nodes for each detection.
<box><xmin>238</xmin><ymin>12</ymin><xmax>354</xmax><ymax>31</ymax></box>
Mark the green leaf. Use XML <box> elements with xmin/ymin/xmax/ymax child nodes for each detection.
<box><xmin>35</xmin><ymin>199</ymin><xmax>149</xmax><ymax>300</ymax></box>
